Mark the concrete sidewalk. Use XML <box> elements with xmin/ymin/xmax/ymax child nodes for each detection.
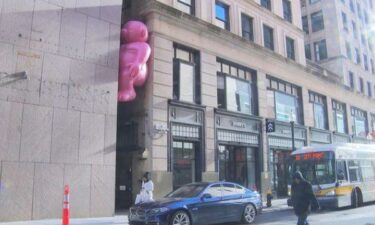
<box><xmin>0</xmin><ymin>216</ymin><xmax>128</xmax><ymax>225</ymax></box>
<box><xmin>262</xmin><ymin>198</ymin><xmax>291</xmax><ymax>213</ymax></box>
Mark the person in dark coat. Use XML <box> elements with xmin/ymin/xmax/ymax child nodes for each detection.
<box><xmin>291</xmin><ymin>171</ymin><xmax>320</xmax><ymax>225</ymax></box>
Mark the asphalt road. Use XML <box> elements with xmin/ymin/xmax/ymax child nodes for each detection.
<box><xmin>253</xmin><ymin>203</ymin><xmax>375</xmax><ymax>225</ymax></box>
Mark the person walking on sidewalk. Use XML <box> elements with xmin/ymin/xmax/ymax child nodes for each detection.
<box><xmin>291</xmin><ymin>171</ymin><xmax>320</xmax><ymax>225</ymax></box>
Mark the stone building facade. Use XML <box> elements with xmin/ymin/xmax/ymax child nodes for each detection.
<box><xmin>118</xmin><ymin>0</ymin><xmax>375</xmax><ymax>207</ymax></box>
<box><xmin>0</xmin><ymin>0</ymin><xmax>121</xmax><ymax>222</ymax></box>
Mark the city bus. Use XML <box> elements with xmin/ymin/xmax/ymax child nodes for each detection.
<box><xmin>287</xmin><ymin>143</ymin><xmax>375</xmax><ymax>209</ymax></box>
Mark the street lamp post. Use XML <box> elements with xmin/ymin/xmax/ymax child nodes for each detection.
<box><xmin>291</xmin><ymin>121</ymin><xmax>295</xmax><ymax>151</ymax></box>
<box><xmin>290</xmin><ymin>110</ymin><xmax>296</xmax><ymax>151</ymax></box>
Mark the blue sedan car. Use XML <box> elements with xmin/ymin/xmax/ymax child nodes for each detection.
<box><xmin>129</xmin><ymin>182</ymin><xmax>262</xmax><ymax>225</ymax></box>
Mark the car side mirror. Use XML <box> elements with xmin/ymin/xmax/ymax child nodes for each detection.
<box><xmin>201</xmin><ymin>193</ymin><xmax>212</xmax><ymax>200</ymax></box>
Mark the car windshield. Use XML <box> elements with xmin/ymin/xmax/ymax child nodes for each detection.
<box><xmin>291</xmin><ymin>151</ymin><xmax>336</xmax><ymax>185</ymax></box>
<box><xmin>166</xmin><ymin>184</ymin><xmax>207</xmax><ymax>198</ymax></box>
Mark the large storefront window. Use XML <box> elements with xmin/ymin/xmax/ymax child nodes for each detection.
<box><xmin>309</xmin><ymin>91</ymin><xmax>328</xmax><ymax>130</ymax></box>
<box><xmin>217</xmin><ymin>59</ymin><xmax>257</xmax><ymax>115</ymax></box>
<box><xmin>351</xmin><ymin>107</ymin><xmax>368</xmax><ymax>137</ymax></box>
<box><xmin>173</xmin><ymin>141</ymin><xmax>196</xmax><ymax>189</ymax></box>
<box><xmin>218</xmin><ymin>146</ymin><xmax>256</xmax><ymax>188</ymax></box>
<box><xmin>169</xmin><ymin>104</ymin><xmax>204</xmax><ymax>190</ymax></box>
<box><xmin>332</xmin><ymin>100</ymin><xmax>347</xmax><ymax>134</ymax></box>
<box><xmin>267</xmin><ymin>76</ymin><xmax>303</xmax><ymax>124</ymax></box>
<box><xmin>173</xmin><ymin>44</ymin><xmax>200</xmax><ymax>104</ymax></box>
<box><xmin>215</xmin><ymin>113</ymin><xmax>260</xmax><ymax>190</ymax></box>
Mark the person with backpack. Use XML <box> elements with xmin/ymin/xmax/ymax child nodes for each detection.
<box><xmin>291</xmin><ymin>171</ymin><xmax>320</xmax><ymax>225</ymax></box>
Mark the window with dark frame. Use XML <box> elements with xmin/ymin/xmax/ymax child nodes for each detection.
<box><xmin>350</xmin><ymin>0</ymin><xmax>355</xmax><ymax>12</ymax></box>
<box><xmin>372</xmin><ymin>114</ymin><xmax>375</xmax><ymax>132</ymax></box>
<box><xmin>266</xmin><ymin>76</ymin><xmax>303</xmax><ymax>124</ymax></box>
<box><xmin>355</xmin><ymin>48</ymin><xmax>361</xmax><ymax>64</ymax></box>
<box><xmin>371</xmin><ymin>59</ymin><xmax>375</xmax><ymax>74</ymax></box>
<box><xmin>286</xmin><ymin>37</ymin><xmax>295</xmax><ymax>60</ymax></box>
<box><xmin>305</xmin><ymin>44</ymin><xmax>312</xmax><ymax>60</ymax></box>
<box><xmin>216</xmin><ymin>58</ymin><xmax>257</xmax><ymax>115</ymax></box>
<box><xmin>309</xmin><ymin>91</ymin><xmax>328</xmax><ymax>130</ymax></box>
<box><xmin>346</xmin><ymin>42</ymin><xmax>352</xmax><ymax>60</ymax></box>
<box><xmin>173</xmin><ymin>44</ymin><xmax>201</xmax><ymax>104</ymax></box>
<box><xmin>348</xmin><ymin>71</ymin><xmax>355</xmax><ymax>89</ymax></box>
<box><xmin>177</xmin><ymin>0</ymin><xmax>195</xmax><ymax>15</ymax></box>
<box><xmin>332</xmin><ymin>100</ymin><xmax>347</xmax><ymax>134</ymax></box>
<box><xmin>263</xmin><ymin>25</ymin><xmax>274</xmax><ymax>51</ymax></box>
<box><xmin>215</xmin><ymin>1</ymin><xmax>230</xmax><ymax>31</ymax></box>
<box><xmin>261</xmin><ymin>0</ymin><xmax>272</xmax><ymax>10</ymax></box>
<box><xmin>357</xmin><ymin>3</ymin><xmax>362</xmax><ymax>20</ymax></box>
<box><xmin>359</xmin><ymin>77</ymin><xmax>364</xmax><ymax>94</ymax></box>
<box><xmin>300</xmin><ymin>0</ymin><xmax>307</xmax><ymax>7</ymax></box>
<box><xmin>361</xmin><ymin>34</ymin><xmax>366</xmax><ymax>46</ymax></box>
<box><xmin>364</xmin><ymin>11</ymin><xmax>369</xmax><ymax>24</ymax></box>
<box><xmin>351</xmin><ymin>107</ymin><xmax>368</xmax><ymax>137</ymax></box>
<box><xmin>368</xmin><ymin>82</ymin><xmax>372</xmax><ymax>97</ymax></box>
<box><xmin>314</xmin><ymin>39</ymin><xmax>327</xmax><ymax>61</ymax></box>
<box><xmin>352</xmin><ymin>21</ymin><xmax>357</xmax><ymax>39</ymax></box>
<box><xmin>311</xmin><ymin>11</ymin><xmax>324</xmax><ymax>32</ymax></box>
<box><xmin>302</xmin><ymin>16</ymin><xmax>309</xmax><ymax>34</ymax></box>
<box><xmin>364</xmin><ymin>54</ymin><xmax>369</xmax><ymax>71</ymax></box>
<box><xmin>241</xmin><ymin>14</ymin><xmax>254</xmax><ymax>42</ymax></box>
<box><xmin>342</xmin><ymin>12</ymin><xmax>348</xmax><ymax>31</ymax></box>
<box><xmin>283</xmin><ymin>0</ymin><xmax>292</xmax><ymax>23</ymax></box>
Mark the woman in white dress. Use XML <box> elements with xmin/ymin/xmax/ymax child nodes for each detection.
<box><xmin>141</xmin><ymin>172</ymin><xmax>154</xmax><ymax>202</ymax></box>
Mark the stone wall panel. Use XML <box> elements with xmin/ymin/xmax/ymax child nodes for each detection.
<box><xmin>0</xmin><ymin>162</ymin><xmax>34</xmax><ymax>222</ymax></box>
<box><xmin>20</xmin><ymin>104</ymin><xmax>53</xmax><ymax>163</ymax></box>
<box><xmin>32</xmin><ymin>163</ymin><xmax>64</xmax><ymax>219</ymax></box>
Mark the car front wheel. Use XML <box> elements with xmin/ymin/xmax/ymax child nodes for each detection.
<box><xmin>242</xmin><ymin>204</ymin><xmax>256</xmax><ymax>224</ymax></box>
<box><xmin>170</xmin><ymin>210</ymin><xmax>191</xmax><ymax>225</ymax></box>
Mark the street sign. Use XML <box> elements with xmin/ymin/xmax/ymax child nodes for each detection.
<box><xmin>266</xmin><ymin>119</ymin><xmax>275</xmax><ymax>133</ymax></box>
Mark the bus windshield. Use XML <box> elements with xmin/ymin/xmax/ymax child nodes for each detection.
<box><xmin>291</xmin><ymin>151</ymin><xmax>335</xmax><ymax>185</ymax></box>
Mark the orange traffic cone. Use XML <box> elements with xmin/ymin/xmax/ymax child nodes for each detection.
<box><xmin>62</xmin><ymin>185</ymin><xmax>70</xmax><ymax>225</ymax></box>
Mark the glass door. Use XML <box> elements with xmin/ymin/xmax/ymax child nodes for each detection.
<box><xmin>173</xmin><ymin>141</ymin><xmax>196</xmax><ymax>189</ymax></box>
<box><xmin>218</xmin><ymin>145</ymin><xmax>256</xmax><ymax>188</ymax></box>
<box><xmin>273</xmin><ymin>150</ymin><xmax>291</xmax><ymax>197</ymax></box>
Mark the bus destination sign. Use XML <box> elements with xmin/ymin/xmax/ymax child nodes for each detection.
<box><xmin>295</xmin><ymin>152</ymin><xmax>326</xmax><ymax>161</ymax></box>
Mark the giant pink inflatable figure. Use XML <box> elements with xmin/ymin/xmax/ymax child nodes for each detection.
<box><xmin>118</xmin><ymin>21</ymin><xmax>151</xmax><ymax>102</ymax></box>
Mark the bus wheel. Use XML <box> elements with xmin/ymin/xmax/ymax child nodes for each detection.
<box><xmin>351</xmin><ymin>189</ymin><xmax>361</xmax><ymax>208</ymax></box>
<box><xmin>357</xmin><ymin>189</ymin><xmax>363</xmax><ymax>207</ymax></box>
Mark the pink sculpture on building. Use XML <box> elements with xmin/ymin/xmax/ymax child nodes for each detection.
<box><xmin>118</xmin><ymin>21</ymin><xmax>151</xmax><ymax>102</ymax></box>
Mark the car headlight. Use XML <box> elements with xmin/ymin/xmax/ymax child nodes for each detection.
<box><xmin>325</xmin><ymin>190</ymin><xmax>336</xmax><ymax>196</ymax></box>
<box><xmin>149</xmin><ymin>207</ymin><xmax>169</xmax><ymax>214</ymax></box>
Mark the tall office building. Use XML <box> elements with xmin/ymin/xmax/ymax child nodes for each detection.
<box><xmin>301</xmin><ymin>0</ymin><xmax>375</xmax><ymax>111</ymax></box>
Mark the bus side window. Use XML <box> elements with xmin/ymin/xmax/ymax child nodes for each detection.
<box><xmin>337</xmin><ymin>160</ymin><xmax>348</xmax><ymax>181</ymax></box>
<box><xmin>348</xmin><ymin>160</ymin><xmax>361</xmax><ymax>183</ymax></box>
